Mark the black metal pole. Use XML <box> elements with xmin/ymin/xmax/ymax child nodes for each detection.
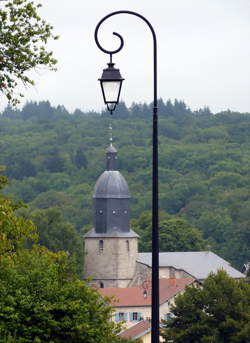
<box><xmin>94</xmin><ymin>11</ymin><xmax>159</xmax><ymax>343</ymax></box>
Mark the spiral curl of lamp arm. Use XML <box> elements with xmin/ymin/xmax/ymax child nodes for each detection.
<box><xmin>94</xmin><ymin>10</ymin><xmax>157</xmax><ymax>106</ymax></box>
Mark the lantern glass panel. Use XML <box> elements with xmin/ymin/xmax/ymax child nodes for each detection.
<box><xmin>102</xmin><ymin>81</ymin><xmax>121</xmax><ymax>103</ymax></box>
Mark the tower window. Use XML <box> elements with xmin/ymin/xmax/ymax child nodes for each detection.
<box><xmin>99</xmin><ymin>240</ymin><xmax>104</xmax><ymax>253</ymax></box>
<box><xmin>126</xmin><ymin>240</ymin><xmax>130</xmax><ymax>251</ymax></box>
<box><xmin>99</xmin><ymin>281</ymin><xmax>104</xmax><ymax>288</ymax></box>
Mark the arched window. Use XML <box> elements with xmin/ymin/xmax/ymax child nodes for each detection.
<box><xmin>99</xmin><ymin>240</ymin><xmax>104</xmax><ymax>253</ymax></box>
<box><xmin>100</xmin><ymin>281</ymin><xmax>104</xmax><ymax>288</ymax></box>
<box><xmin>126</xmin><ymin>240</ymin><xmax>130</xmax><ymax>252</ymax></box>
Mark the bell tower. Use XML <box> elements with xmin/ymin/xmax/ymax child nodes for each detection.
<box><xmin>84</xmin><ymin>142</ymin><xmax>138</xmax><ymax>288</ymax></box>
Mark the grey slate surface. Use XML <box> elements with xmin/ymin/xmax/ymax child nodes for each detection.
<box><xmin>93</xmin><ymin>171</ymin><xmax>130</xmax><ymax>199</ymax></box>
<box><xmin>137</xmin><ymin>251</ymin><xmax>245</xmax><ymax>279</ymax></box>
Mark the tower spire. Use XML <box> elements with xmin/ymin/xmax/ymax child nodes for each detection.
<box><xmin>109</xmin><ymin>122</ymin><xmax>113</xmax><ymax>146</ymax></box>
<box><xmin>106</xmin><ymin>121</ymin><xmax>117</xmax><ymax>170</ymax></box>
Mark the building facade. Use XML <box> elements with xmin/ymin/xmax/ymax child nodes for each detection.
<box><xmin>84</xmin><ymin>144</ymin><xmax>139</xmax><ymax>288</ymax></box>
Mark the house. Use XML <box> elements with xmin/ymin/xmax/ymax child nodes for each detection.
<box><xmin>99</xmin><ymin>277</ymin><xmax>195</xmax><ymax>329</ymax></box>
<box><xmin>136</xmin><ymin>251</ymin><xmax>245</xmax><ymax>282</ymax></box>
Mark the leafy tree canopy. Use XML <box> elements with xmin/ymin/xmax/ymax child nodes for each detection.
<box><xmin>133</xmin><ymin>210</ymin><xmax>207</xmax><ymax>252</ymax></box>
<box><xmin>1</xmin><ymin>99</ymin><xmax>250</xmax><ymax>269</ymax></box>
<box><xmin>0</xmin><ymin>175</ymin><xmax>122</xmax><ymax>343</ymax></box>
<box><xmin>0</xmin><ymin>170</ymin><xmax>37</xmax><ymax>255</ymax></box>
<box><xmin>18</xmin><ymin>206</ymin><xmax>84</xmax><ymax>273</ymax></box>
<box><xmin>161</xmin><ymin>270</ymin><xmax>250</xmax><ymax>343</ymax></box>
<box><xmin>0</xmin><ymin>0</ymin><xmax>58</xmax><ymax>105</ymax></box>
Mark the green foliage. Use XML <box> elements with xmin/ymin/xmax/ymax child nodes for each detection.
<box><xmin>19</xmin><ymin>207</ymin><xmax>84</xmax><ymax>273</ymax></box>
<box><xmin>0</xmin><ymin>176</ymin><xmax>121</xmax><ymax>343</ymax></box>
<box><xmin>1</xmin><ymin>99</ymin><xmax>250</xmax><ymax>269</ymax></box>
<box><xmin>132</xmin><ymin>210</ymin><xmax>207</xmax><ymax>252</ymax></box>
<box><xmin>0</xmin><ymin>247</ymin><xmax>120</xmax><ymax>343</ymax></box>
<box><xmin>0</xmin><ymin>176</ymin><xmax>37</xmax><ymax>255</ymax></box>
<box><xmin>0</xmin><ymin>0</ymin><xmax>58</xmax><ymax>105</ymax></box>
<box><xmin>161</xmin><ymin>270</ymin><xmax>250</xmax><ymax>343</ymax></box>
<box><xmin>74</xmin><ymin>148</ymin><xmax>88</xmax><ymax>169</ymax></box>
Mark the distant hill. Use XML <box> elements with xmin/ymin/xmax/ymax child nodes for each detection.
<box><xmin>1</xmin><ymin>99</ymin><xmax>250</xmax><ymax>269</ymax></box>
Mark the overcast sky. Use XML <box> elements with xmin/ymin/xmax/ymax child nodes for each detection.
<box><xmin>2</xmin><ymin>0</ymin><xmax>250</xmax><ymax>113</ymax></box>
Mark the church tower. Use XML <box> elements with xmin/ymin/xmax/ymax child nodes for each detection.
<box><xmin>84</xmin><ymin>143</ymin><xmax>138</xmax><ymax>288</ymax></box>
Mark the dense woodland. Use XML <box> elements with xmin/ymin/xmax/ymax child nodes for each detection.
<box><xmin>0</xmin><ymin>99</ymin><xmax>250</xmax><ymax>271</ymax></box>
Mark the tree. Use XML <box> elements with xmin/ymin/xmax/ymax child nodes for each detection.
<box><xmin>0</xmin><ymin>170</ymin><xmax>38</xmax><ymax>255</ymax></box>
<box><xmin>74</xmin><ymin>148</ymin><xmax>88</xmax><ymax>169</ymax></box>
<box><xmin>0</xmin><ymin>176</ymin><xmax>122</xmax><ymax>342</ymax></box>
<box><xmin>0</xmin><ymin>0</ymin><xmax>58</xmax><ymax>105</ymax></box>
<box><xmin>161</xmin><ymin>270</ymin><xmax>250</xmax><ymax>343</ymax></box>
<box><xmin>44</xmin><ymin>150</ymin><xmax>65</xmax><ymax>172</ymax></box>
<box><xmin>6</xmin><ymin>158</ymin><xmax>37</xmax><ymax>180</ymax></box>
<box><xmin>0</xmin><ymin>247</ymin><xmax>122</xmax><ymax>343</ymax></box>
<box><xmin>20</xmin><ymin>207</ymin><xmax>84</xmax><ymax>273</ymax></box>
<box><xmin>133</xmin><ymin>211</ymin><xmax>207</xmax><ymax>252</ymax></box>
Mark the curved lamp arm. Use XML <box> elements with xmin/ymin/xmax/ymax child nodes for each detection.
<box><xmin>94</xmin><ymin>10</ymin><xmax>157</xmax><ymax>109</ymax></box>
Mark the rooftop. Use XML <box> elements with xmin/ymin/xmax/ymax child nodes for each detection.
<box><xmin>137</xmin><ymin>251</ymin><xmax>245</xmax><ymax>279</ymax></box>
<box><xmin>99</xmin><ymin>278</ymin><xmax>194</xmax><ymax>307</ymax></box>
<box><xmin>93</xmin><ymin>170</ymin><xmax>130</xmax><ymax>198</ymax></box>
<box><xmin>119</xmin><ymin>320</ymin><xmax>151</xmax><ymax>339</ymax></box>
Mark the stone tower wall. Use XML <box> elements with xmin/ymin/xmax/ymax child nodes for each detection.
<box><xmin>84</xmin><ymin>236</ymin><xmax>138</xmax><ymax>288</ymax></box>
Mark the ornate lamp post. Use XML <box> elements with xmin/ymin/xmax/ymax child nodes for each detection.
<box><xmin>95</xmin><ymin>11</ymin><xmax>159</xmax><ymax>343</ymax></box>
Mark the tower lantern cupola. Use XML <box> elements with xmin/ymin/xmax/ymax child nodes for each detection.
<box><xmin>93</xmin><ymin>144</ymin><xmax>130</xmax><ymax>234</ymax></box>
<box><xmin>106</xmin><ymin>144</ymin><xmax>118</xmax><ymax>171</ymax></box>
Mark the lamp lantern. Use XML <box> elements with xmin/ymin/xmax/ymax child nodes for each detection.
<box><xmin>99</xmin><ymin>62</ymin><xmax>124</xmax><ymax>114</ymax></box>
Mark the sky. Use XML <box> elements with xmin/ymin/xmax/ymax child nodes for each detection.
<box><xmin>2</xmin><ymin>0</ymin><xmax>250</xmax><ymax>113</ymax></box>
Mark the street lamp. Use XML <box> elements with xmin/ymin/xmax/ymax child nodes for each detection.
<box><xmin>95</xmin><ymin>10</ymin><xmax>159</xmax><ymax>343</ymax></box>
<box><xmin>99</xmin><ymin>59</ymin><xmax>124</xmax><ymax>114</ymax></box>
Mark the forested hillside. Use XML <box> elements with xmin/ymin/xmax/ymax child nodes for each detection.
<box><xmin>1</xmin><ymin>99</ymin><xmax>250</xmax><ymax>270</ymax></box>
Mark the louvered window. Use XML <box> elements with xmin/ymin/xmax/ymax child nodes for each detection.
<box><xmin>115</xmin><ymin>312</ymin><xmax>128</xmax><ymax>322</ymax></box>
<box><xmin>129</xmin><ymin>312</ymin><xmax>142</xmax><ymax>321</ymax></box>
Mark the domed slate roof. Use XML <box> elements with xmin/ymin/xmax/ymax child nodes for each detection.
<box><xmin>106</xmin><ymin>144</ymin><xmax>117</xmax><ymax>153</ymax></box>
<box><xmin>93</xmin><ymin>170</ymin><xmax>130</xmax><ymax>198</ymax></box>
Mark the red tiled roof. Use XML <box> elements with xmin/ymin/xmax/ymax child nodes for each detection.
<box><xmin>119</xmin><ymin>320</ymin><xmax>151</xmax><ymax>339</ymax></box>
<box><xmin>99</xmin><ymin>278</ymin><xmax>194</xmax><ymax>307</ymax></box>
